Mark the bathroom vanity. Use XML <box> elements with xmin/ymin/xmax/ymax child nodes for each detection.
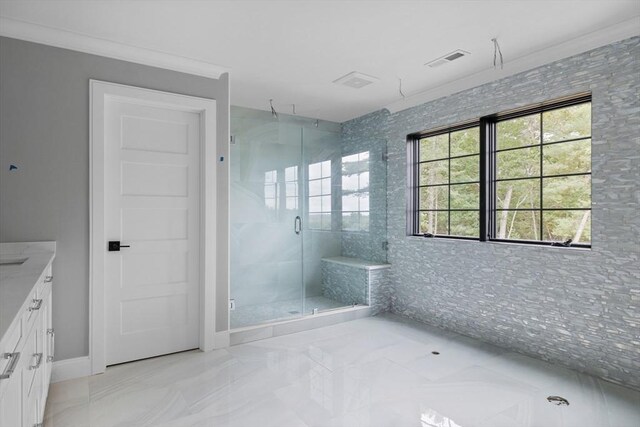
<box><xmin>0</xmin><ymin>242</ymin><xmax>56</xmax><ymax>427</ymax></box>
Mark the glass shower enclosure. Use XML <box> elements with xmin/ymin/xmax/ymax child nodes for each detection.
<box><xmin>230</xmin><ymin>106</ymin><xmax>386</xmax><ymax>329</ymax></box>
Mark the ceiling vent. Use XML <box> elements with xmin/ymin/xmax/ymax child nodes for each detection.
<box><xmin>333</xmin><ymin>71</ymin><xmax>379</xmax><ymax>89</ymax></box>
<box><xmin>425</xmin><ymin>50</ymin><xmax>470</xmax><ymax>68</ymax></box>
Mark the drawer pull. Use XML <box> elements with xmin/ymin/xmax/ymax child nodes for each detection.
<box><xmin>30</xmin><ymin>352</ymin><xmax>43</xmax><ymax>370</ymax></box>
<box><xmin>44</xmin><ymin>275</ymin><xmax>53</xmax><ymax>283</ymax></box>
<box><xmin>47</xmin><ymin>328</ymin><xmax>55</xmax><ymax>362</ymax></box>
<box><xmin>28</xmin><ymin>298</ymin><xmax>43</xmax><ymax>311</ymax></box>
<box><xmin>0</xmin><ymin>352</ymin><xmax>21</xmax><ymax>379</ymax></box>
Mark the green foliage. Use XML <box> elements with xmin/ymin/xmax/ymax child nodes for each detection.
<box><xmin>417</xmin><ymin>103</ymin><xmax>592</xmax><ymax>243</ymax></box>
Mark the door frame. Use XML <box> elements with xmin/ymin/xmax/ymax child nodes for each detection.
<box><xmin>89</xmin><ymin>80</ymin><xmax>217</xmax><ymax>375</ymax></box>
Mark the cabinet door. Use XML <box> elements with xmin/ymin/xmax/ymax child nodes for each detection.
<box><xmin>0</xmin><ymin>360</ymin><xmax>23</xmax><ymax>427</ymax></box>
<box><xmin>40</xmin><ymin>286</ymin><xmax>53</xmax><ymax>420</ymax></box>
<box><xmin>22</xmin><ymin>325</ymin><xmax>42</xmax><ymax>427</ymax></box>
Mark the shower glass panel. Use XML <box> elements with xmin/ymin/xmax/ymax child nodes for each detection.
<box><xmin>302</xmin><ymin>127</ymin><xmax>344</xmax><ymax>314</ymax></box>
<box><xmin>230</xmin><ymin>108</ymin><xmax>304</xmax><ymax>328</ymax></box>
<box><xmin>230</xmin><ymin>107</ymin><xmax>384</xmax><ymax>329</ymax></box>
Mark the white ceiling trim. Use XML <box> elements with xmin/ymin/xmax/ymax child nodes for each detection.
<box><xmin>0</xmin><ymin>16</ymin><xmax>230</xmax><ymax>79</ymax></box>
<box><xmin>384</xmin><ymin>17</ymin><xmax>640</xmax><ymax>115</ymax></box>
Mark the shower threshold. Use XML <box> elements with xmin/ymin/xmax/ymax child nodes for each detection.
<box><xmin>230</xmin><ymin>295</ymin><xmax>354</xmax><ymax>329</ymax></box>
<box><xmin>229</xmin><ymin>302</ymin><xmax>371</xmax><ymax>346</ymax></box>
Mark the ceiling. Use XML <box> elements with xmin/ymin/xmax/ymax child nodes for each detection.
<box><xmin>1</xmin><ymin>1</ymin><xmax>639</xmax><ymax>122</ymax></box>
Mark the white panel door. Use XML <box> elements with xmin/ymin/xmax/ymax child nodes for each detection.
<box><xmin>104</xmin><ymin>97</ymin><xmax>200</xmax><ymax>366</ymax></box>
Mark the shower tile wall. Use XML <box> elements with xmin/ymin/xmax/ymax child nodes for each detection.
<box><xmin>341</xmin><ymin>36</ymin><xmax>640</xmax><ymax>390</ymax></box>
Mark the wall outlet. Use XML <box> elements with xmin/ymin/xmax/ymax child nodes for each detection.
<box><xmin>229</xmin><ymin>299</ymin><xmax>236</xmax><ymax>310</ymax></box>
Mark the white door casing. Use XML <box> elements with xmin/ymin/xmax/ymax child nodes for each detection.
<box><xmin>91</xmin><ymin>81</ymin><xmax>217</xmax><ymax>373</ymax></box>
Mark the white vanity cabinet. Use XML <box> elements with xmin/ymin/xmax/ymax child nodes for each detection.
<box><xmin>0</xmin><ymin>242</ymin><xmax>55</xmax><ymax>427</ymax></box>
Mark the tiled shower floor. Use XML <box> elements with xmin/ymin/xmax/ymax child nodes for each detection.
<box><xmin>44</xmin><ymin>313</ymin><xmax>640</xmax><ymax>427</ymax></box>
<box><xmin>230</xmin><ymin>295</ymin><xmax>349</xmax><ymax>329</ymax></box>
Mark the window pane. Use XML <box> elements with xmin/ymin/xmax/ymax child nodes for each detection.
<box><xmin>420</xmin><ymin>134</ymin><xmax>449</xmax><ymax>161</ymax></box>
<box><xmin>286</xmin><ymin>197</ymin><xmax>298</xmax><ymax>210</ymax></box>
<box><xmin>420</xmin><ymin>186</ymin><xmax>448</xmax><ymax>210</ymax></box>
<box><xmin>342</xmin><ymin>153</ymin><xmax>359</xmax><ymax>164</ymax></box>
<box><xmin>543</xmin><ymin>210</ymin><xmax>591</xmax><ymax>243</ymax></box>
<box><xmin>494</xmin><ymin>210</ymin><xmax>541</xmax><ymax>240</ymax></box>
<box><xmin>360</xmin><ymin>212</ymin><xmax>370</xmax><ymax>231</ymax></box>
<box><xmin>342</xmin><ymin>173</ymin><xmax>358</xmax><ymax>191</ymax></box>
<box><xmin>496</xmin><ymin>179</ymin><xmax>540</xmax><ymax>209</ymax></box>
<box><xmin>450</xmin><ymin>211</ymin><xmax>479</xmax><ymax>237</ymax></box>
<box><xmin>309</xmin><ymin>179</ymin><xmax>322</xmax><ymax>196</ymax></box>
<box><xmin>321</xmin><ymin>195</ymin><xmax>332</xmax><ymax>211</ymax></box>
<box><xmin>496</xmin><ymin>146</ymin><xmax>540</xmax><ymax>179</ymax></box>
<box><xmin>360</xmin><ymin>194</ymin><xmax>370</xmax><ymax>211</ymax></box>
<box><xmin>419</xmin><ymin>211</ymin><xmax>449</xmax><ymax>235</ymax></box>
<box><xmin>309</xmin><ymin>213</ymin><xmax>322</xmax><ymax>229</ymax></box>
<box><xmin>286</xmin><ymin>182</ymin><xmax>297</xmax><ymax>197</ymax></box>
<box><xmin>543</xmin><ymin>139</ymin><xmax>591</xmax><ymax>176</ymax></box>
<box><xmin>321</xmin><ymin>177</ymin><xmax>331</xmax><ymax>194</ymax></box>
<box><xmin>543</xmin><ymin>103</ymin><xmax>591</xmax><ymax>143</ymax></box>
<box><xmin>450</xmin><ymin>183</ymin><xmax>479</xmax><ymax>209</ymax></box>
<box><xmin>309</xmin><ymin>163</ymin><xmax>322</xmax><ymax>180</ymax></box>
<box><xmin>309</xmin><ymin>196</ymin><xmax>322</xmax><ymax>212</ymax></box>
<box><xmin>543</xmin><ymin>175</ymin><xmax>591</xmax><ymax>209</ymax></box>
<box><xmin>285</xmin><ymin>166</ymin><xmax>297</xmax><ymax>182</ymax></box>
<box><xmin>342</xmin><ymin>212</ymin><xmax>359</xmax><ymax>231</ymax></box>
<box><xmin>497</xmin><ymin>114</ymin><xmax>540</xmax><ymax>150</ymax></box>
<box><xmin>360</xmin><ymin>171</ymin><xmax>370</xmax><ymax>189</ymax></box>
<box><xmin>342</xmin><ymin>194</ymin><xmax>359</xmax><ymax>211</ymax></box>
<box><xmin>321</xmin><ymin>160</ymin><xmax>331</xmax><ymax>176</ymax></box>
<box><xmin>450</xmin><ymin>155</ymin><xmax>479</xmax><ymax>183</ymax></box>
<box><xmin>320</xmin><ymin>213</ymin><xmax>332</xmax><ymax>230</ymax></box>
<box><xmin>419</xmin><ymin>160</ymin><xmax>449</xmax><ymax>186</ymax></box>
<box><xmin>450</xmin><ymin>127</ymin><xmax>479</xmax><ymax>157</ymax></box>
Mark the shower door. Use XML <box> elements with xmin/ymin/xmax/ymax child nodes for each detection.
<box><xmin>230</xmin><ymin>110</ymin><xmax>304</xmax><ymax>328</ymax></box>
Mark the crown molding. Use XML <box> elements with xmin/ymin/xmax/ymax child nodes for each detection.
<box><xmin>384</xmin><ymin>17</ymin><xmax>640</xmax><ymax>114</ymax></box>
<box><xmin>0</xmin><ymin>16</ymin><xmax>229</xmax><ymax>79</ymax></box>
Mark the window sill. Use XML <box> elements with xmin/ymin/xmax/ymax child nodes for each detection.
<box><xmin>407</xmin><ymin>235</ymin><xmax>592</xmax><ymax>251</ymax></box>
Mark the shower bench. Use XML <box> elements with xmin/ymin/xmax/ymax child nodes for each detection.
<box><xmin>321</xmin><ymin>256</ymin><xmax>391</xmax><ymax>314</ymax></box>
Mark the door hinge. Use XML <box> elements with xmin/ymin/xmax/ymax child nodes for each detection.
<box><xmin>382</xmin><ymin>241</ymin><xmax>389</xmax><ymax>251</ymax></box>
<box><xmin>230</xmin><ymin>135</ymin><xmax>236</xmax><ymax>145</ymax></box>
<box><xmin>229</xmin><ymin>299</ymin><xmax>236</xmax><ymax>310</ymax></box>
<box><xmin>382</xmin><ymin>152</ymin><xmax>389</xmax><ymax>162</ymax></box>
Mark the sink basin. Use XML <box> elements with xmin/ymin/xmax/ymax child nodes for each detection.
<box><xmin>0</xmin><ymin>257</ymin><xmax>28</xmax><ymax>266</ymax></box>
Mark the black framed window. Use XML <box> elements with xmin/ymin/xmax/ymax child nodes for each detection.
<box><xmin>408</xmin><ymin>94</ymin><xmax>592</xmax><ymax>248</ymax></box>
<box><xmin>413</xmin><ymin>126</ymin><xmax>480</xmax><ymax>239</ymax></box>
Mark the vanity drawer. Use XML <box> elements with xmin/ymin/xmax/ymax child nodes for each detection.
<box><xmin>22</xmin><ymin>326</ymin><xmax>39</xmax><ymax>392</ymax></box>
<box><xmin>23</xmin><ymin>275</ymin><xmax>50</xmax><ymax>336</ymax></box>
<box><xmin>0</xmin><ymin>320</ymin><xmax>22</xmax><ymax>388</ymax></box>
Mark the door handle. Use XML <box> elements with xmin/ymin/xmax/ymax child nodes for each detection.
<box><xmin>295</xmin><ymin>216</ymin><xmax>301</xmax><ymax>235</ymax></box>
<box><xmin>0</xmin><ymin>352</ymin><xmax>20</xmax><ymax>380</ymax></box>
<box><xmin>108</xmin><ymin>241</ymin><xmax>130</xmax><ymax>252</ymax></box>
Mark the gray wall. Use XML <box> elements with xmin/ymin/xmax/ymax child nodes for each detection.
<box><xmin>0</xmin><ymin>37</ymin><xmax>230</xmax><ymax>360</ymax></box>
<box><xmin>342</xmin><ymin>36</ymin><xmax>640</xmax><ymax>390</ymax></box>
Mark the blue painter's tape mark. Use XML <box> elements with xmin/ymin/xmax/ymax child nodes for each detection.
<box><xmin>9</xmin><ymin>164</ymin><xmax>18</xmax><ymax>171</ymax></box>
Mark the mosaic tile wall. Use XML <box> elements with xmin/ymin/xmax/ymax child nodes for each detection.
<box><xmin>341</xmin><ymin>37</ymin><xmax>640</xmax><ymax>390</ymax></box>
<box><xmin>321</xmin><ymin>261</ymin><xmax>392</xmax><ymax>315</ymax></box>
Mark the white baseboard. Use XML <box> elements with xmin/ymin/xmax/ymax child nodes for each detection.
<box><xmin>51</xmin><ymin>356</ymin><xmax>91</xmax><ymax>383</ymax></box>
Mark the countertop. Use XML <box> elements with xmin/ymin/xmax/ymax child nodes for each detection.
<box><xmin>0</xmin><ymin>241</ymin><xmax>56</xmax><ymax>339</ymax></box>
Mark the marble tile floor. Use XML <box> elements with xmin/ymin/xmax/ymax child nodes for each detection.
<box><xmin>44</xmin><ymin>314</ymin><xmax>640</xmax><ymax>427</ymax></box>
<box><xmin>230</xmin><ymin>295</ymin><xmax>349</xmax><ymax>329</ymax></box>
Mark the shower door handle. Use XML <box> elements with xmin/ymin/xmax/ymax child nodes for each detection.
<box><xmin>294</xmin><ymin>216</ymin><xmax>301</xmax><ymax>235</ymax></box>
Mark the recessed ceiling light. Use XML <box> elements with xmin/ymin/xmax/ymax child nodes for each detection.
<box><xmin>425</xmin><ymin>49</ymin><xmax>470</xmax><ymax>68</ymax></box>
<box><xmin>333</xmin><ymin>71</ymin><xmax>379</xmax><ymax>89</ymax></box>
